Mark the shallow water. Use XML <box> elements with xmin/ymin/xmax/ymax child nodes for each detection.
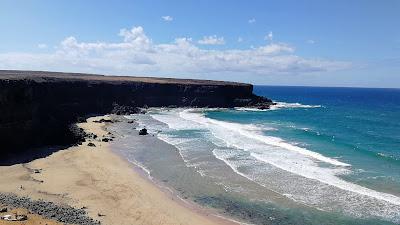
<box><xmin>111</xmin><ymin>86</ymin><xmax>400</xmax><ymax>225</ymax></box>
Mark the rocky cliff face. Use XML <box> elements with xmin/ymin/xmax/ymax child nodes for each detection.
<box><xmin>0</xmin><ymin>70</ymin><xmax>272</xmax><ymax>157</ymax></box>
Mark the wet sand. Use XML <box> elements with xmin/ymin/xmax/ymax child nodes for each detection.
<box><xmin>0</xmin><ymin>116</ymin><xmax>233</xmax><ymax>225</ymax></box>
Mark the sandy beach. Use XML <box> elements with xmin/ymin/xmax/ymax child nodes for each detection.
<box><xmin>0</xmin><ymin>116</ymin><xmax>231</xmax><ymax>225</ymax></box>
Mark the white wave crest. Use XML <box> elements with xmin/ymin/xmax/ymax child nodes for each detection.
<box><xmin>134</xmin><ymin>108</ymin><xmax>400</xmax><ymax>222</ymax></box>
<box><xmin>235</xmin><ymin>101</ymin><xmax>322</xmax><ymax>111</ymax></box>
<box><xmin>178</xmin><ymin>109</ymin><xmax>400</xmax><ymax>206</ymax></box>
<box><xmin>179</xmin><ymin>109</ymin><xmax>346</xmax><ymax>167</ymax></box>
<box><xmin>270</xmin><ymin>101</ymin><xmax>322</xmax><ymax>110</ymax></box>
<box><xmin>234</xmin><ymin>107</ymin><xmax>267</xmax><ymax>112</ymax></box>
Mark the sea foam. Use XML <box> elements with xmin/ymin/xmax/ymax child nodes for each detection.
<box><xmin>235</xmin><ymin>101</ymin><xmax>322</xmax><ymax>112</ymax></box>
<box><xmin>179</xmin><ymin>110</ymin><xmax>348</xmax><ymax>167</ymax></box>
<box><xmin>270</xmin><ymin>101</ymin><xmax>322</xmax><ymax>110</ymax></box>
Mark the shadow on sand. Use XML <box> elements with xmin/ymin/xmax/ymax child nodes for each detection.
<box><xmin>0</xmin><ymin>145</ymin><xmax>69</xmax><ymax>166</ymax></box>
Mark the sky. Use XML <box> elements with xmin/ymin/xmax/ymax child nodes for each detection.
<box><xmin>0</xmin><ymin>0</ymin><xmax>399</xmax><ymax>88</ymax></box>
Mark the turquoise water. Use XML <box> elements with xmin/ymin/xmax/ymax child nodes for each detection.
<box><xmin>118</xmin><ymin>86</ymin><xmax>400</xmax><ymax>224</ymax></box>
<box><xmin>210</xmin><ymin>86</ymin><xmax>400</xmax><ymax>194</ymax></box>
<box><xmin>251</xmin><ymin>86</ymin><xmax>400</xmax><ymax>195</ymax></box>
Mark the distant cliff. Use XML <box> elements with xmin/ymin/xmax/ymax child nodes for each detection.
<box><xmin>0</xmin><ymin>70</ymin><xmax>272</xmax><ymax>156</ymax></box>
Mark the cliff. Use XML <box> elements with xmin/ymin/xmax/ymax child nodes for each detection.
<box><xmin>0</xmin><ymin>70</ymin><xmax>272</xmax><ymax>159</ymax></box>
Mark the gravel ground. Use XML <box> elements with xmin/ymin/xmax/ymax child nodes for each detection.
<box><xmin>0</xmin><ymin>193</ymin><xmax>100</xmax><ymax>225</ymax></box>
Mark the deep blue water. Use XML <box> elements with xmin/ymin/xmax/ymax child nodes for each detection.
<box><xmin>253</xmin><ymin>86</ymin><xmax>400</xmax><ymax>192</ymax></box>
<box><xmin>209</xmin><ymin>86</ymin><xmax>400</xmax><ymax>192</ymax></box>
<box><xmin>204</xmin><ymin>86</ymin><xmax>400</xmax><ymax>222</ymax></box>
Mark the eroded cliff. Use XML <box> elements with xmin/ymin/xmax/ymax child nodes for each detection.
<box><xmin>0</xmin><ymin>70</ymin><xmax>272</xmax><ymax>158</ymax></box>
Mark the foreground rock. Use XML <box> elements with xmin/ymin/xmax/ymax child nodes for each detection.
<box><xmin>87</xmin><ymin>142</ymin><xmax>96</xmax><ymax>147</ymax></box>
<box><xmin>139</xmin><ymin>128</ymin><xmax>148</xmax><ymax>135</ymax></box>
<box><xmin>0</xmin><ymin>193</ymin><xmax>100</xmax><ymax>225</ymax></box>
<box><xmin>101</xmin><ymin>137</ymin><xmax>113</xmax><ymax>142</ymax></box>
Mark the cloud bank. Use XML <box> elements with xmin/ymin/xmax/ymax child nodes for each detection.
<box><xmin>198</xmin><ymin>35</ymin><xmax>225</xmax><ymax>45</ymax></box>
<box><xmin>0</xmin><ymin>26</ymin><xmax>350</xmax><ymax>77</ymax></box>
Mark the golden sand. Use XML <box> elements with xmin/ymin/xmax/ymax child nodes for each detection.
<box><xmin>0</xmin><ymin>116</ymin><xmax>232</xmax><ymax>225</ymax></box>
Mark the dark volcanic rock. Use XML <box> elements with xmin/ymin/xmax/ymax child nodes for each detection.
<box><xmin>138</xmin><ymin>128</ymin><xmax>148</xmax><ymax>135</ymax></box>
<box><xmin>93</xmin><ymin>119</ymin><xmax>113</xmax><ymax>123</ymax></box>
<box><xmin>101</xmin><ymin>138</ymin><xmax>112</xmax><ymax>142</ymax></box>
<box><xmin>0</xmin><ymin>70</ymin><xmax>272</xmax><ymax>158</ymax></box>
<box><xmin>85</xmin><ymin>133</ymin><xmax>97</xmax><ymax>140</ymax></box>
<box><xmin>87</xmin><ymin>142</ymin><xmax>96</xmax><ymax>147</ymax></box>
<box><xmin>0</xmin><ymin>193</ymin><xmax>100</xmax><ymax>225</ymax></box>
<box><xmin>111</xmin><ymin>103</ymin><xmax>142</xmax><ymax>115</ymax></box>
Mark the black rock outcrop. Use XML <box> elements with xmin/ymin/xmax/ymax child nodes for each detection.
<box><xmin>139</xmin><ymin>128</ymin><xmax>148</xmax><ymax>135</ymax></box>
<box><xmin>0</xmin><ymin>70</ymin><xmax>272</xmax><ymax>158</ymax></box>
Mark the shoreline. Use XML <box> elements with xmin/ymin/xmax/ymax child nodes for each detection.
<box><xmin>111</xmin><ymin>141</ymin><xmax>243</xmax><ymax>225</ymax></box>
<box><xmin>114</xmin><ymin>146</ymin><xmax>242</xmax><ymax>225</ymax></box>
<box><xmin>0</xmin><ymin>115</ymin><xmax>237</xmax><ymax>225</ymax></box>
<box><xmin>107</xmin><ymin>116</ymin><xmax>241</xmax><ymax>225</ymax></box>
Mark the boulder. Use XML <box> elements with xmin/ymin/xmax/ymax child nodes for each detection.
<box><xmin>101</xmin><ymin>138</ymin><xmax>113</xmax><ymax>142</ymax></box>
<box><xmin>139</xmin><ymin>128</ymin><xmax>148</xmax><ymax>135</ymax></box>
<box><xmin>85</xmin><ymin>133</ymin><xmax>97</xmax><ymax>139</ymax></box>
<box><xmin>87</xmin><ymin>142</ymin><xmax>96</xmax><ymax>147</ymax></box>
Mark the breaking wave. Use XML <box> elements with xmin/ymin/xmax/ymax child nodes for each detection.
<box><xmin>235</xmin><ymin>101</ymin><xmax>322</xmax><ymax>111</ymax></box>
<box><xmin>143</xmin><ymin>108</ymin><xmax>400</xmax><ymax>222</ymax></box>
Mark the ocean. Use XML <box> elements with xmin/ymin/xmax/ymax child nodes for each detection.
<box><xmin>111</xmin><ymin>86</ymin><xmax>400</xmax><ymax>225</ymax></box>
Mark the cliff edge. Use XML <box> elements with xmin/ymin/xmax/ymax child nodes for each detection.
<box><xmin>0</xmin><ymin>70</ymin><xmax>272</xmax><ymax>159</ymax></box>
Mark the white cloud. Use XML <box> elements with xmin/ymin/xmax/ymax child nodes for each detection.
<box><xmin>162</xmin><ymin>16</ymin><xmax>173</xmax><ymax>22</ymax></box>
<box><xmin>118</xmin><ymin>26</ymin><xmax>151</xmax><ymax>48</ymax></box>
<box><xmin>258</xmin><ymin>43</ymin><xmax>294</xmax><ymax>54</ymax></box>
<box><xmin>248</xmin><ymin>18</ymin><xmax>256</xmax><ymax>24</ymax></box>
<box><xmin>37</xmin><ymin>43</ymin><xmax>47</xmax><ymax>49</ymax></box>
<box><xmin>198</xmin><ymin>35</ymin><xmax>225</xmax><ymax>45</ymax></box>
<box><xmin>307</xmin><ymin>39</ymin><xmax>315</xmax><ymax>44</ymax></box>
<box><xmin>0</xmin><ymin>26</ymin><xmax>350</xmax><ymax>77</ymax></box>
<box><xmin>265</xmin><ymin>31</ymin><xmax>273</xmax><ymax>41</ymax></box>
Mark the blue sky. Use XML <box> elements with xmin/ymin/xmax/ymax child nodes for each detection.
<box><xmin>0</xmin><ymin>0</ymin><xmax>399</xmax><ymax>87</ymax></box>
